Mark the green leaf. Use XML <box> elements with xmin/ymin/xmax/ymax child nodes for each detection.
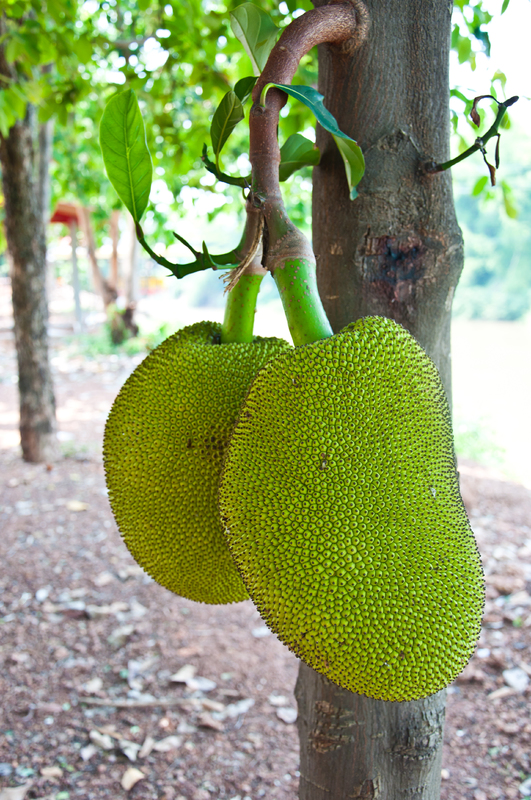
<box><xmin>332</xmin><ymin>135</ymin><xmax>365</xmax><ymax>200</ymax></box>
<box><xmin>501</xmin><ymin>0</ymin><xmax>510</xmax><ymax>13</ymax></box>
<box><xmin>279</xmin><ymin>133</ymin><xmax>320</xmax><ymax>181</ymax></box>
<box><xmin>210</xmin><ymin>90</ymin><xmax>244</xmax><ymax>169</ymax></box>
<box><xmin>99</xmin><ymin>89</ymin><xmax>153</xmax><ymax>223</ymax></box>
<box><xmin>472</xmin><ymin>175</ymin><xmax>488</xmax><ymax>196</ymax></box>
<box><xmin>234</xmin><ymin>76</ymin><xmax>257</xmax><ymax>105</ymax></box>
<box><xmin>261</xmin><ymin>84</ymin><xmax>365</xmax><ymax>197</ymax></box>
<box><xmin>261</xmin><ymin>84</ymin><xmax>346</xmax><ymax>139</ymax></box>
<box><xmin>501</xmin><ymin>181</ymin><xmax>518</xmax><ymax>218</ymax></box>
<box><xmin>230</xmin><ymin>3</ymin><xmax>278</xmax><ymax>76</ymax></box>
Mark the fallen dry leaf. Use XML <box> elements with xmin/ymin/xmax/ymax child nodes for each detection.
<box><xmin>96</xmin><ymin>725</ymin><xmax>120</xmax><ymax>738</ymax></box>
<box><xmin>121</xmin><ymin>767</ymin><xmax>145</xmax><ymax>791</ymax></box>
<box><xmin>276</xmin><ymin>707</ymin><xmax>297</xmax><ymax>724</ymax></box>
<box><xmin>198</xmin><ymin>712</ymin><xmax>224</xmax><ymax>731</ymax></box>
<box><xmin>138</xmin><ymin>735</ymin><xmax>156</xmax><ymax>759</ymax></box>
<box><xmin>89</xmin><ymin>730</ymin><xmax>114</xmax><ymax>750</ymax></box>
<box><xmin>82</xmin><ymin>677</ymin><xmax>103</xmax><ymax>694</ymax></box>
<box><xmin>200</xmin><ymin>698</ymin><xmax>224</xmax><ymax>712</ymax></box>
<box><xmin>187</xmin><ymin>676</ymin><xmax>217</xmax><ymax>692</ymax></box>
<box><xmin>117</xmin><ymin>565</ymin><xmax>144</xmax><ymax>581</ymax></box>
<box><xmin>170</xmin><ymin>664</ymin><xmax>196</xmax><ymax>683</ymax></box>
<box><xmin>487</xmin><ymin>686</ymin><xmax>517</xmax><ymax>700</ymax></box>
<box><xmin>107</xmin><ymin>624</ymin><xmax>135</xmax><ymax>649</ymax></box>
<box><xmin>0</xmin><ymin>783</ymin><xmax>33</xmax><ymax>800</ymax></box>
<box><xmin>251</xmin><ymin>625</ymin><xmax>271</xmax><ymax>638</ymax></box>
<box><xmin>152</xmin><ymin>735</ymin><xmax>182</xmax><ymax>752</ymax></box>
<box><xmin>79</xmin><ymin>744</ymin><xmax>97</xmax><ymax>762</ymax></box>
<box><xmin>93</xmin><ymin>571</ymin><xmax>115</xmax><ymax>587</ymax></box>
<box><xmin>86</xmin><ymin>602</ymin><xmax>129</xmax><ymax>619</ymax></box>
<box><xmin>268</xmin><ymin>693</ymin><xmax>289</xmax><ymax>707</ymax></box>
<box><xmin>220</xmin><ymin>698</ymin><xmax>254</xmax><ymax>719</ymax></box>
<box><xmin>40</xmin><ymin>766</ymin><xmax>63</xmax><ymax>779</ymax></box>
<box><xmin>118</xmin><ymin>739</ymin><xmax>141</xmax><ymax>762</ymax></box>
<box><xmin>65</xmin><ymin>500</ymin><xmax>89</xmax><ymax>512</ymax></box>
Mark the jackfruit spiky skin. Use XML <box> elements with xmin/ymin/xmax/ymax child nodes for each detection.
<box><xmin>103</xmin><ymin>321</ymin><xmax>291</xmax><ymax>605</ymax></box>
<box><xmin>219</xmin><ymin>316</ymin><xmax>485</xmax><ymax>700</ymax></box>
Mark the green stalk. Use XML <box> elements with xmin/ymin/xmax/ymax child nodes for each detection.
<box><xmin>221</xmin><ymin>273</ymin><xmax>264</xmax><ymax>344</ymax></box>
<box><xmin>272</xmin><ymin>255</ymin><xmax>333</xmax><ymax>347</ymax></box>
<box><xmin>264</xmin><ymin>202</ymin><xmax>333</xmax><ymax>347</ymax></box>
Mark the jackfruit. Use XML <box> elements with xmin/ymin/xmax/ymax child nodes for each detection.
<box><xmin>104</xmin><ymin>320</ymin><xmax>291</xmax><ymax>605</ymax></box>
<box><xmin>219</xmin><ymin>316</ymin><xmax>484</xmax><ymax>700</ymax></box>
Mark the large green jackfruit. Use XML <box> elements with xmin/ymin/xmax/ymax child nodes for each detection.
<box><xmin>219</xmin><ymin>316</ymin><xmax>484</xmax><ymax>700</ymax></box>
<box><xmin>104</xmin><ymin>321</ymin><xmax>291</xmax><ymax>605</ymax></box>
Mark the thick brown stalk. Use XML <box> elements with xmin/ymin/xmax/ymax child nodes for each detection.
<box><xmin>249</xmin><ymin>2</ymin><xmax>366</xmax><ymax>261</ymax></box>
<box><xmin>248</xmin><ymin>2</ymin><xmax>367</xmax><ymax>344</ymax></box>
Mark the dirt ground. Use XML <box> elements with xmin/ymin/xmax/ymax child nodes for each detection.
<box><xmin>1</xmin><ymin>326</ymin><xmax>531</xmax><ymax>800</ymax></box>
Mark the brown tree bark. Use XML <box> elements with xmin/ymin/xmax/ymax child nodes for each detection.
<box><xmin>0</xmin><ymin>106</ymin><xmax>59</xmax><ymax>462</ymax></box>
<box><xmin>77</xmin><ymin>206</ymin><xmax>117</xmax><ymax>309</ymax></box>
<box><xmin>296</xmin><ymin>0</ymin><xmax>464</xmax><ymax>797</ymax></box>
<box><xmin>109</xmin><ymin>208</ymin><xmax>120</xmax><ymax>290</ymax></box>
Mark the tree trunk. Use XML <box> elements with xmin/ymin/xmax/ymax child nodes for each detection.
<box><xmin>109</xmin><ymin>208</ymin><xmax>120</xmax><ymax>291</ymax></box>
<box><xmin>0</xmin><ymin>108</ymin><xmax>59</xmax><ymax>463</ymax></box>
<box><xmin>69</xmin><ymin>219</ymin><xmax>83</xmax><ymax>331</ymax></box>
<box><xmin>296</xmin><ymin>0</ymin><xmax>464</xmax><ymax>797</ymax></box>
<box><xmin>124</xmin><ymin>212</ymin><xmax>139</xmax><ymax>306</ymax></box>
<box><xmin>78</xmin><ymin>205</ymin><xmax>117</xmax><ymax>309</ymax></box>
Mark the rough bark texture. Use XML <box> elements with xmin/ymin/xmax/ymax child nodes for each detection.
<box><xmin>313</xmin><ymin>0</ymin><xmax>462</xmax><ymax>395</ymax></box>
<box><xmin>296</xmin><ymin>0</ymin><xmax>464</xmax><ymax>798</ymax></box>
<box><xmin>296</xmin><ymin>664</ymin><xmax>446</xmax><ymax>799</ymax></box>
<box><xmin>0</xmin><ymin>109</ymin><xmax>59</xmax><ymax>462</ymax></box>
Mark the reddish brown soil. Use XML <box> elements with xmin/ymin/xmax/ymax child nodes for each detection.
<box><xmin>0</xmin><ymin>335</ymin><xmax>530</xmax><ymax>800</ymax></box>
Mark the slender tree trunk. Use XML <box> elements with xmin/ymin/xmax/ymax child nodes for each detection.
<box><xmin>0</xmin><ymin>107</ymin><xmax>59</xmax><ymax>462</ymax></box>
<box><xmin>124</xmin><ymin>212</ymin><xmax>139</xmax><ymax>306</ymax></box>
<box><xmin>109</xmin><ymin>208</ymin><xmax>120</xmax><ymax>290</ymax></box>
<box><xmin>78</xmin><ymin>206</ymin><xmax>117</xmax><ymax>309</ymax></box>
<box><xmin>296</xmin><ymin>1</ymin><xmax>464</xmax><ymax>797</ymax></box>
<box><xmin>69</xmin><ymin>219</ymin><xmax>83</xmax><ymax>331</ymax></box>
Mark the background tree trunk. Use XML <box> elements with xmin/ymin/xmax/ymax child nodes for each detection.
<box><xmin>109</xmin><ymin>209</ymin><xmax>120</xmax><ymax>291</ymax></box>
<box><xmin>296</xmin><ymin>0</ymin><xmax>464</xmax><ymax>797</ymax></box>
<box><xmin>0</xmin><ymin>107</ymin><xmax>59</xmax><ymax>462</ymax></box>
<box><xmin>77</xmin><ymin>206</ymin><xmax>117</xmax><ymax>309</ymax></box>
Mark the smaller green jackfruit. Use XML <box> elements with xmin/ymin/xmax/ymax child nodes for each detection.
<box><xmin>219</xmin><ymin>316</ymin><xmax>485</xmax><ymax>701</ymax></box>
<box><xmin>104</xmin><ymin>321</ymin><xmax>291</xmax><ymax>605</ymax></box>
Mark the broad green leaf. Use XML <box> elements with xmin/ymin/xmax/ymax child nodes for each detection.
<box><xmin>472</xmin><ymin>175</ymin><xmax>488</xmax><ymax>196</ymax></box>
<box><xmin>99</xmin><ymin>89</ymin><xmax>153</xmax><ymax>223</ymax></box>
<box><xmin>332</xmin><ymin>135</ymin><xmax>365</xmax><ymax>200</ymax></box>
<box><xmin>262</xmin><ymin>84</ymin><xmax>365</xmax><ymax>196</ymax></box>
<box><xmin>234</xmin><ymin>76</ymin><xmax>257</xmax><ymax>105</ymax></box>
<box><xmin>261</xmin><ymin>84</ymin><xmax>348</xmax><ymax>139</ymax></box>
<box><xmin>210</xmin><ymin>90</ymin><xmax>244</xmax><ymax>169</ymax></box>
<box><xmin>230</xmin><ymin>3</ymin><xmax>278</xmax><ymax>76</ymax></box>
<box><xmin>279</xmin><ymin>133</ymin><xmax>320</xmax><ymax>181</ymax></box>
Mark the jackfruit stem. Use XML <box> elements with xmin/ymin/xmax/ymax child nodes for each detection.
<box><xmin>221</xmin><ymin>202</ymin><xmax>267</xmax><ymax>344</ymax></box>
<box><xmin>221</xmin><ymin>273</ymin><xmax>264</xmax><ymax>344</ymax></box>
<box><xmin>247</xmin><ymin>4</ymin><xmax>365</xmax><ymax>347</ymax></box>
<box><xmin>272</xmin><ymin>257</ymin><xmax>332</xmax><ymax>347</ymax></box>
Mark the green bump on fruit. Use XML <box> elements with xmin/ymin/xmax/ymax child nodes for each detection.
<box><xmin>219</xmin><ymin>316</ymin><xmax>485</xmax><ymax>700</ymax></box>
<box><xmin>104</xmin><ymin>320</ymin><xmax>291</xmax><ymax>605</ymax></box>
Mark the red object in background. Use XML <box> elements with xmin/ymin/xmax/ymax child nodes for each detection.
<box><xmin>50</xmin><ymin>203</ymin><xmax>80</xmax><ymax>226</ymax></box>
